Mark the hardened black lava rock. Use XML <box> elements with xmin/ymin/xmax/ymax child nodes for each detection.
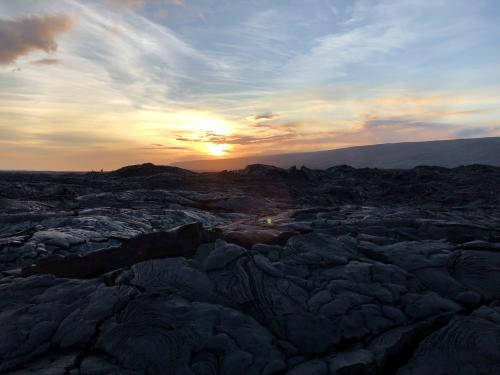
<box><xmin>0</xmin><ymin>164</ymin><xmax>499</xmax><ymax>374</ymax></box>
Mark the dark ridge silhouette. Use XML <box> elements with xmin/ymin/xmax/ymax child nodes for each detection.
<box><xmin>173</xmin><ymin>137</ymin><xmax>500</xmax><ymax>171</ymax></box>
<box><xmin>111</xmin><ymin>162</ymin><xmax>196</xmax><ymax>178</ymax></box>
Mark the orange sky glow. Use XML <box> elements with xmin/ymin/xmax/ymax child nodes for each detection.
<box><xmin>0</xmin><ymin>1</ymin><xmax>499</xmax><ymax>170</ymax></box>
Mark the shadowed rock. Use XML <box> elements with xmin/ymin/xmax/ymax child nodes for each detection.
<box><xmin>0</xmin><ymin>163</ymin><xmax>500</xmax><ymax>373</ymax></box>
<box><xmin>21</xmin><ymin>222</ymin><xmax>220</xmax><ymax>278</ymax></box>
<box><xmin>95</xmin><ymin>294</ymin><xmax>286</xmax><ymax>374</ymax></box>
<box><xmin>399</xmin><ymin>314</ymin><xmax>500</xmax><ymax>374</ymax></box>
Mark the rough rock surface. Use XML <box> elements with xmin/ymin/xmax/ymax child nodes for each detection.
<box><xmin>0</xmin><ymin>163</ymin><xmax>499</xmax><ymax>374</ymax></box>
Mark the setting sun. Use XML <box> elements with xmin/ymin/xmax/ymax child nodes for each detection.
<box><xmin>207</xmin><ymin>143</ymin><xmax>230</xmax><ymax>156</ymax></box>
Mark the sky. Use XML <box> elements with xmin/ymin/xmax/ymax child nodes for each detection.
<box><xmin>0</xmin><ymin>0</ymin><xmax>499</xmax><ymax>170</ymax></box>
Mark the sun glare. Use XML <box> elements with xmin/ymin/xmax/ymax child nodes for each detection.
<box><xmin>207</xmin><ymin>143</ymin><xmax>230</xmax><ymax>156</ymax></box>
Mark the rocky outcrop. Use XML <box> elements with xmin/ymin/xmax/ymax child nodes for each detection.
<box><xmin>3</xmin><ymin>227</ymin><xmax>500</xmax><ymax>373</ymax></box>
<box><xmin>21</xmin><ymin>222</ymin><xmax>220</xmax><ymax>278</ymax></box>
<box><xmin>0</xmin><ymin>165</ymin><xmax>499</xmax><ymax>373</ymax></box>
<box><xmin>111</xmin><ymin>163</ymin><xmax>197</xmax><ymax>178</ymax></box>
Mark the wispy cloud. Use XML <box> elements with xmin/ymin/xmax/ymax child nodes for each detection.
<box><xmin>176</xmin><ymin>128</ymin><xmax>298</xmax><ymax>145</ymax></box>
<box><xmin>32</xmin><ymin>130</ymin><xmax>121</xmax><ymax>146</ymax></box>
<box><xmin>108</xmin><ymin>0</ymin><xmax>146</xmax><ymax>11</ymax></box>
<box><xmin>277</xmin><ymin>0</ymin><xmax>489</xmax><ymax>87</ymax></box>
<box><xmin>139</xmin><ymin>144</ymin><xmax>191</xmax><ymax>150</ymax></box>
<box><xmin>30</xmin><ymin>58</ymin><xmax>61</xmax><ymax>65</ymax></box>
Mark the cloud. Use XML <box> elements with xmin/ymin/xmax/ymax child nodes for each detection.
<box><xmin>0</xmin><ymin>14</ymin><xmax>73</xmax><ymax>65</ymax></box>
<box><xmin>138</xmin><ymin>144</ymin><xmax>191</xmax><ymax>150</ymax></box>
<box><xmin>33</xmin><ymin>131</ymin><xmax>119</xmax><ymax>146</ymax></box>
<box><xmin>30</xmin><ymin>58</ymin><xmax>60</xmax><ymax>65</ymax></box>
<box><xmin>62</xmin><ymin>0</ymin><xmax>232</xmax><ymax>108</ymax></box>
<box><xmin>0</xmin><ymin>125</ymin><xmax>24</xmax><ymax>141</ymax></box>
<box><xmin>248</xmin><ymin>112</ymin><xmax>279</xmax><ymax>122</ymax></box>
<box><xmin>363</xmin><ymin>117</ymin><xmax>450</xmax><ymax>131</ymax></box>
<box><xmin>176</xmin><ymin>129</ymin><xmax>297</xmax><ymax>146</ymax></box>
<box><xmin>276</xmin><ymin>0</ymin><xmax>487</xmax><ymax>88</ymax></box>
<box><xmin>108</xmin><ymin>0</ymin><xmax>145</xmax><ymax>11</ymax></box>
<box><xmin>340</xmin><ymin>114</ymin><xmax>500</xmax><ymax>146</ymax></box>
<box><xmin>454</xmin><ymin>126</ymin><xmax>500</xmax><ymax>138</ymax></box>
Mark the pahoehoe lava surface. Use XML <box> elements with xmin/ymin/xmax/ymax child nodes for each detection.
<box><xmin>1</xmin><ymin>163</ymin><xmax>500</xmax><ymax>374</ymax></box>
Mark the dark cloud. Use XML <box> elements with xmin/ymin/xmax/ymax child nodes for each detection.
<box><xmin>363</xmin><ymin>117</ymin><xmax>450</xmax><ymax>130</ymax></box>
<box><xmin>30</xmin><ymin>58</ymin><xmax>60</xmax><ymax>65</ymax></box>
<box><xmin>0</xmin><ymin>15</ymin><xmax>73</xmax><ymax>65</ymax></box>
<box><xmin>252</xmin><ymin>112</ymin><xmax>278</xmax><ymax>121</ymax></box>
<box><xmin>176</xmin><ymin>129</ymin><xmax>297</xmax><ymax>145</ymax></box>
<box><xmin>139</xmin><ymin>144</ymin><xmax>191</xmax><ymax>150</ymax></box>
<box><xmin>455</xmin><ymin>126</ymin><xmax>500</xmax><ymax>138</ymax></box>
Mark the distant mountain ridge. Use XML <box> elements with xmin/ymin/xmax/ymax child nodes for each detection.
<box><xmin>111</xmin><ymin>163</ymin><xmax>196</xmax><ymax>178</ymax></box>
<box><xmin>173</xmin><ymin>137</ymin><xmax>500</xmax><ymax>172</ymax></box>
